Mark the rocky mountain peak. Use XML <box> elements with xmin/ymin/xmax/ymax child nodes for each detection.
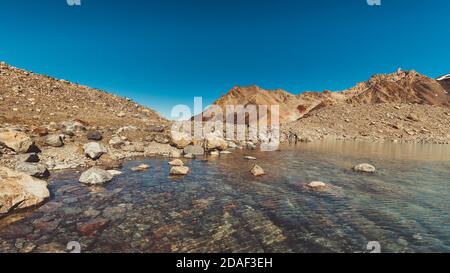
<box><xmin>437</xmin><ymin>74</ymin><xmax>450</xmax><ymax>93</ymax></box>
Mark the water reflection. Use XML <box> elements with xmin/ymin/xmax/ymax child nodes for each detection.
<box><xmin>0</xmin><ymin>142</ymin><xmax>449</xmax><ymax>253</ymax></box>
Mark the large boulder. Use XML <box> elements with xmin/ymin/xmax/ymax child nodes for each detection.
<box><xmin>205</xmin><ymin>134</ymin><xmax>228</xmax><ymax>151</ymax></box>
<box><xmin>44</xmin><ymin>134</ymin><xmax>64</xmax><ymax>147</ymax></box>
<box><xmin>0</xmin><ymin>130</ymin><xmax>35</xmax><ymax>153</ymax></box>
<box><xmin>15</xmin><ymin>163</ymin><xmax>50</xmax><ymax>179</ymax></box>
<box><xmin>83</xmin><ymin>142</ymin><xmax>107</xmax><ymax>160</ymax></box>
<box><xmin>170</xmin><ymin>131</ymin><xmax>192</xmax><ymax>149</ymax></box>
<box><xmin>0</xmin><ymin>167</ymin><xmax>50</xmax><ymax>216</ymax></box>
<box><xmin>183</xmin><ymin>145</ymin><xmax>205</xmax><ymax>155</ymax></box>
<box><xmin>79</xmin><ymin>167</ymin><xmax>113</xmax><ymax>186</ymax></box>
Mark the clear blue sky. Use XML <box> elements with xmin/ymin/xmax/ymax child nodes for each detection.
<box><xmin>1</xmin><ymin>0</ymin><xmax>449</xmax><ymax>118</ymax></box>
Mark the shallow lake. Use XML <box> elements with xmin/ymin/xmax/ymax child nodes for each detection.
<box><xmin>1</xmin><ymin>141</ymin><xmax>449</xmax><ymax>253</ymax></box>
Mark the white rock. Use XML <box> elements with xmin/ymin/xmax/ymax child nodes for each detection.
<box><xmin>83</xmin><ymin>142</ymin><xmax>107</xmax><ymax>160</ymax></box>
<box><xmin>79</xmin><ymin>167</ymin><xmax>113</xmax><ymax>186</ymax></box>
<box><xmin>131</xmin><ymin>164</ymin><xmax>150</xmax><ymax>172</ymax></box>
<box><xmin>107</xmin><ymin>170</ymin><xmax>122</xmax><ymax>177</ymax></box>
<box><xmin>168</xmin><ymin>159</ymin><xmax>184</xmax><ymax>167</ymax></box>
<box><xmin>170</xmin><ymin>166</ymin><xmax>190</xmax><ymax>176</ymax></box>
<box><xmin>353</xmin><ymin>163</ymin><xmax>376</xmax><ymax>173</ymax></box>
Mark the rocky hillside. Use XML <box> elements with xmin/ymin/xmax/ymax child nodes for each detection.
<box><xmin>282</xmin><ymin>103</ymin><xmax>450</xmax><ymax>144</ymax></box>
<box><xmin>0</xmin><ymin>62</ymin><xmax>169</xmax><ymax>133</ymax></box>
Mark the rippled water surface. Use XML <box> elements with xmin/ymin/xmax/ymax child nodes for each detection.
<box><xmin>1</xmin><ymin>142</ymin><xmax>449</xmax><ymax>253</ymax></box>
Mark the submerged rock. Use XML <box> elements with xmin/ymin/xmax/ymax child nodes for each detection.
<box><xmin>251</xmin><ymin>164</ymin><xmax>265</xmax><ymax>176</ymax></box>
<box><xmin>0</xmin><ymin>167</ymin><xmax>50</xmax><ymax>216</ymax></box>
<box><xmin>353</xmin><ymin>163</ymin><xmax>376</xmax><ymax>173</ymax></box>
<box><xmin>131</xmin><ymin>164</ymin><xmax>150</xmax><ymax>172</ymax></box>
<box><xmin>15</xmin><ymin>162</ymin><xmax>50</xmax><ymax>179</ymax></box>
<box><xmin>107</xmin><ymin>170</ymin><xmax>122</xmax><ymax>177</ymax></box>
<box><xmin>79</xmin><ymin>167</ymin><xmax>113</xmax><ymax>186</ymax></box>
<box><xmin>170</xmin><ymin>166</ymin><xmax>190</xmax><ymax>176</ymax></box>
<box><xmin>306</xmin><ymin>181</ymin><xmax>328</xmax><ymax>191</ymax></box>
<box><xmin>77</xmin><ymin>218</ymin><xmax>109</xmax><ymax>236</ymax></box>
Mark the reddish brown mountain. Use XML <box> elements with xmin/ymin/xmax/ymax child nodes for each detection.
<box><xmin>202</xmin><ymin>85</ymin><xmax>346</xmax><ymax>124</ymax></box>
<box><xmin>203</xmin><ymin>70</ymin><xmax>450</xmax><ymax>125</ymax></box>
<box><xmin>345</xmin><ymin>70</ymin><xmax>450</xmax><ymax>106</ymax></box>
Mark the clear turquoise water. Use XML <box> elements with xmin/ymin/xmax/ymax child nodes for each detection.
<box><xmin>1</xmin><ymin>141</ymin><xmax>449</xmax><ymax>253</ymax></box>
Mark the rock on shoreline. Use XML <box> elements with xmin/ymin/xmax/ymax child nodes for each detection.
<box><xmin>0</xmin><ymin>167</ymin><xmax>50</xmax><ymax>216</ymax></box>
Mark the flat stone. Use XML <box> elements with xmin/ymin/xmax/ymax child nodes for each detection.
<box><xmin>306</xmin><ymin>181</ymin><xmax>328</xmax><ymax>191</ymax></box>
<box><xmin>353</xmin><ymin>163</ymin><xmax>376</xmax><ymax>173</ymax></box>
<box><xmin>107</xmin><ymin>170</ymin><xmax>122</xmax><ymax>176</ymax></box>
<box><xmin>131</xmin><ymin>164</ymin><xmax>150</xmax><ymax>172</ymax></box>
<box><xmin>168</xmin><ymin>159</ymin><xmax>184</xmax><ymax>167</ymax></box>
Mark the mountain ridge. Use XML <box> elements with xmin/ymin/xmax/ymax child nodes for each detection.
<box><xmin>205</xmin><ymin>69</ymin><xmax>450</xmax><ymax>124</ymax></box>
